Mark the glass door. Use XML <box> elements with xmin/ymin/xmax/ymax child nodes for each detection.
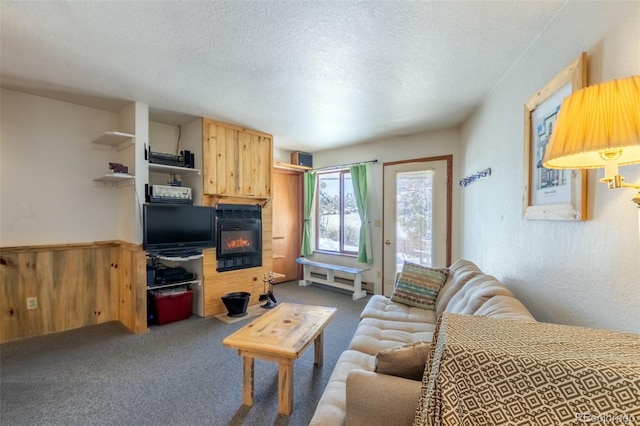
<box><xmin>383</xmin><ymin>158</ymin><xmax>450</xmax><ymax>295</ymax></box>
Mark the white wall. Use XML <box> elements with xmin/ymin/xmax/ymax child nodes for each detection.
<box><xmin>120</xmin><ymin>102</ymin><xmax>148</xmax><ymax>244</ymax></box>
<box><xmin>310</xmin><ymin>129</ymin><xmax>461</xmax><ymax>294</ymax></box>
<box><xmin>460</xmin><ymin>1</ymin><xmax>640</xmax><ymax>333</ymax></box>
<box><xmin>0</xmin><ymin>89</ymin><xmax>128</xmax><ymax>246</ymax></box>
<box><xmin>273</xmin><ymin>147</ymin><xmax>290</xmax><ymax>164</ymax></box>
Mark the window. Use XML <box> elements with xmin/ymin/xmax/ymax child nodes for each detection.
<box><xmin>316</xmin><ymin>170</ymin><xmax>360</xmax><ymax>254</ymax></box>
<box><xmin>396</xmin><ymin>170</ymin><xmax>433</xmax><ymax>268</ymax></box>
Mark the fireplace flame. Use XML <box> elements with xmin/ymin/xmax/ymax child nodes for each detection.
<box><xmin>225</xmin><ymin>235</ymin><xmax>252</xmax><ymax>250</ymax></box>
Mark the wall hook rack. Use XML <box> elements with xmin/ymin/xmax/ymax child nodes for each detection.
<box><xmin>460</xmin><ymin>168</ymin><xmax>491</xmax><ymax>187</ymax></box>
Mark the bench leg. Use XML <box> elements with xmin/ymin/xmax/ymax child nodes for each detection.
<box><xmin>327</xmin><ymin>269</ymin><xmax>335</xmax><ymax>285</ymax></box>
<box><xmin>298</xmin><ymin>265</ymin><xmax>311</xmax><ymax>287</ymax></box>
<box><xmin>352</xmin><ymin>274</ymin><xmax>367</xmax><ymax>300</ymax></box>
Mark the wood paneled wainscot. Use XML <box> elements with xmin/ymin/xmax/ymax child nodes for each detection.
<box><xmin>0</xmin><ymin>241</ymin><xmax>146</xmax><ymax>343</ymax></box>
<box><xmin>202</xmin><ymin>119</ymin><xmax>273</xmax><ymax>201</ymax></box>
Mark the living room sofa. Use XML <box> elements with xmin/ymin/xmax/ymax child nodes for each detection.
<box><xmin>309</xmin><ymin>259</ymin><xmax>536</xmax><ymax>426</ymax></box>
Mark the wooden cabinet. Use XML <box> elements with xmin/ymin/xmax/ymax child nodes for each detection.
<box><xmin>202</xmin><ymin>119</ymin><xmax>273</xmax><ymax>200</ymax></box>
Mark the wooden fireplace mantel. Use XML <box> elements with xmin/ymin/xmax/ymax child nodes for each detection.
<box><xmin>202</xmin><ymin>194</ymin><xmax>271</xmax><ymax>208</ymax></box>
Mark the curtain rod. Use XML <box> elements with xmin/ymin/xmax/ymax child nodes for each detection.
<box><xmin>313</xmin><ymin>159</ymin><xmax>378</xmax><ymax>172</ymax></box>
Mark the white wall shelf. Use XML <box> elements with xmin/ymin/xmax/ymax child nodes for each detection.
<box><xmin>92</xmin><ymin>131</ymin><xmax>135</xmax><ymax>151</ymax></box>
<box><xmin>94</xmin><ymin>173</ymin><xmax>135</xmax><ymax>187</ymax></box>
<box><xmin>149</xmin><ymin>163</ymin><xmax>201</xmax><ymax>176</ymax></box>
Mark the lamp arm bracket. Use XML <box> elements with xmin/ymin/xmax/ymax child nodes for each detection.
<box><xmin>621</xmin><ymin>183</ymin><xmax>640</xmax><ymax>190</ymax></box>
<box><xmin>600</xmin><ymin>174</ymin><xmax>640</xmax><ymax>190</ymax></box>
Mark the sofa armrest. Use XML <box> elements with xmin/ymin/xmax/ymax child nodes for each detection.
<box><xmin>345</xmin><ymin>370</ymin><xmax>422</xmax><ymax>426</ymax></box>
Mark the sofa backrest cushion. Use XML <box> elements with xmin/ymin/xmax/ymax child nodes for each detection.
<box><xmin>444</xmin><ymin>274</ymin><xmax>514</xmax><ymax>315</ymax></box>
<box><xmin>474</xmin><ymin>295</ymin><xmax>536</xmax><ymax>321</ymax></box>
<box><xmin>435</xmin><ymin>259</ymin><xmax>481</xmax><ymax>317</ymax></box>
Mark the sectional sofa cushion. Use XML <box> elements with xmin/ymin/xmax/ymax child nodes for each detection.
<box><xmin>390</xmin><ymin>262</ymin><xmax>449</xmax><ymax>310</ymax></box>
<box><xmin>474</xmin><ymin>295</ymin><xmax>537</xmax><ymax>321</ymax></box>
<box><xmin>349</xmin><ymin>317</ymin><xmax>435</xmax><ymax>355</ymax></box>
<box><xmin>360</xmin><ymin>295</ymin><xmax>437</xmax><ymax>323</ymax></box>
<box><xmin>374</xmin><ymin>341</ymin><xmax>431</xmax><ymax>381</ymax></box>
<box><xmin>444</xmin><ymin>274</ymin><xmax>515</xmax><ymax>315</ymax></box>
<box><xmin>435</xmin><ymin>259</ymin><xmax>481</xmax><ymax>316</ymax></box>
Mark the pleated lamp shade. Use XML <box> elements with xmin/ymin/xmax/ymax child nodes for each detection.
<box><xmin>542</xmin><ymin>75</ymin><xmax>640</xmax><ymax>169</ymax></box>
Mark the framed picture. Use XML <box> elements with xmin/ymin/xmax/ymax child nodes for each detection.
<box><xmin>523</xmin><ymin>52</ymin><xmax>587</xmax><ymax>221</ymax></box>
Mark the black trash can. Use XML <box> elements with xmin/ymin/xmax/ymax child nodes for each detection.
<box><xmin>221</xmin><ymin>292</ymin><xmax>251</xmax><ymax>317</ymax></box>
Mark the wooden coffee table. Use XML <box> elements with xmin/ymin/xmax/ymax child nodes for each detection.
<box><xmin>222</xmin><ymin>302</ymin><xmax>337</xmax><ymax>415</ymax></box>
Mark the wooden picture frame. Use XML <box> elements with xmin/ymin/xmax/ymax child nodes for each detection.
<box><xmin>523</xmin><ymin>52</ymin><xmax>587</xmax><ymax>221</ymax></box>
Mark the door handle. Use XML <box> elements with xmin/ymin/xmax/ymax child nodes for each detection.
<box><xmin>385</xmin><ymin>239</ymin><xmax>391</xmax><ymax>245</ymax></box>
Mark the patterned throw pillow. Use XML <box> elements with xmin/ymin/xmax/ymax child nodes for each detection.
<box><xmin>375</xmin><ymin>341</ymin><xmax>431</xmax><ymax>381</ymax></box>
<box><xmin>390</xmin><ymin>261</ymin><xmax>449</xmax><ymax>311</ymax></box>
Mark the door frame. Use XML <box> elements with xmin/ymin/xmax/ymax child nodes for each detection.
<box><xmin>382</xmin><ymin>155</ymin><xmax>452</xmax><ymax>295</ymax></box>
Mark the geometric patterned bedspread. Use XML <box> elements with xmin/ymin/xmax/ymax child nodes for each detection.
<box><xmin>414</xmin><ymin>313</ymin><xmax>640</xmax><ymax>425</ymax></box>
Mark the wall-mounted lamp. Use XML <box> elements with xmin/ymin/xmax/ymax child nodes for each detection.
<box><xmin>542</xmin><ymin>75</ymin><xmax>640</xmax><ymax>209</ymax></box>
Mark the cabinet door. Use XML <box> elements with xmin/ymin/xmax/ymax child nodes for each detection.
<box><xmin>222</xmin><ymin>126</ymin><xmax>241</xmax><ymax>196</ymax></box>
<box><xmin>249</xmin><ymin>133</ymin><xmax>272</xmax><ymax>198</ymax></box>
<box><xmin>239</xmin><ymin>132</ymin><xmax>272</xmax><ymax>197</ymax></box>
<box><xmin>202</xmin><ymin>119</ymin><xmax>272</xmax><ymax>198</ymax></box>
<box><xmin>203</xmin><ymin>122</ymin><xmax>239</xmax><ymax>196</ymax></box>
<box><xmin>202</xmin><ymin>120</ymin><xmax>218</xmax><ymax>195</ymax></box>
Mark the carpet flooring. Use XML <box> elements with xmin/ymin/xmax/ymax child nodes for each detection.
<box><xmin>213</xmin><ymin>304</ymin><xmax>268</xmax><ymax>325</ymax></box>
<box><xmin>0</xmin><ymin>281</ymin><xmax>370</xmax><ymax>426</ymax></box>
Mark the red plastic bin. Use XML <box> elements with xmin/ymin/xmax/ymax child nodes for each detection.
<box><xmin>151</xmin><ymin>289</ymin><xmax>193</xmax><ymax>325</ymax></box>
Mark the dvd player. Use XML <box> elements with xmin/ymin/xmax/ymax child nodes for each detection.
<box><xmin>154</xmin><ymin>271</ymin><xmax>195</xmax><ymax>284</ymax></box>
<box><xmin>147</xmin><ymin>147</ymin><xmax>195</xmax><ymax>168</ymax></box>
<box><xmin>149</xmin><ymin>151</ymin><xmax>184</xmax><ymax>167</ymax></box>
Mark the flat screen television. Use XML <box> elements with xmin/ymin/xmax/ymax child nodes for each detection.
<box><xmin>143</xmin><ymin>204</ymin><xmax>216</xmax><ymax>252</ymax></box>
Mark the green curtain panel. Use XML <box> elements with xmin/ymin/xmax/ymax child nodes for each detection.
<box><xmin>350</xmin><ymin>164</ymin><xmax>373</xmax><ymax>264</ymax></box>
<box><xmin>301</xmin><ymin>171</ymin><xmax>317</xmax><ymax>256</ymax></box>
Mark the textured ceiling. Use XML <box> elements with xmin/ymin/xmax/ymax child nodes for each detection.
<box><xmin>1</xmin><ymin>1</ymin><xmax>566</xmax><ymax>152</ymax></box>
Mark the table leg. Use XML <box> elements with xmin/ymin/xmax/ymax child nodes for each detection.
<box><xmin>243</xmin><ymin>356</ymin><xmax>254</xmax><ymax>407</ymax></box>
<box><xmin>314</xmin><ymin>331</ymin><xmax>324</xmax><ymax>367</ymax></box>
<box><xmin>278</xmin><ymin>361</ymin><xmax>294</xmax><ymax>415</ymax></box>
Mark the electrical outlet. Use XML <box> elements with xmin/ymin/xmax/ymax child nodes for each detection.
<box><xmin>376</xmin><ymin>270</ymin><xmax>382</xmax><ymax>278</ymax></box>
<box><xmin>26</xmin><ymin>297</ymin><xmax>38</xmax><ymax>310</ymax></box>
<box><xmin>374</xmin><ymin>219</ymin><xmax>382</xmax><ymax>227</ymax></box>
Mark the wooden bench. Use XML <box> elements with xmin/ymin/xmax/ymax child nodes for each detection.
<box><xmin>296</xmin><ymin>258</ymin><xmax>369</xmax><ymax>300</ymax></box>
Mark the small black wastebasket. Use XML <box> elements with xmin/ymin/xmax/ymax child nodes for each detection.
<box><xmin>221</xmin><ymin>292</ymin><xmax>251</xmax><ymax>317</ymax></box>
